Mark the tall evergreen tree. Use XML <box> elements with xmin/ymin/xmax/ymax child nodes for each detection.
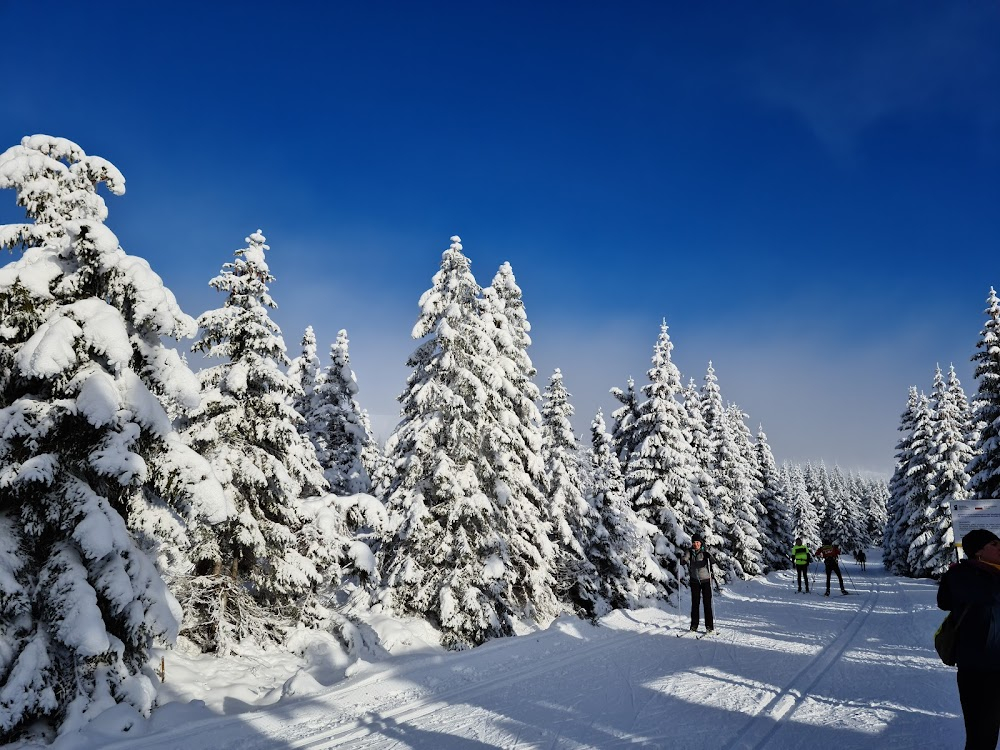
<box><xmin>699</xmin><ymin>362</ymin><xmax>740</xmax><ymax>580</ymax></box>
<box><xmin>918</xmin><ymin>364</ymin><xmax>974</xmax><ymax>576</ymax></box>
<box><xmin>610</xmin><ymin>377</ymin><xmax>642</xmax><ymax>467</ymax></box>
<box><xmin>720</xmin><ymin>404</ymin><xmax>764</xmax><ymax>579</ymax></box>
<box><xmin>884</xmin><ymin>387</ymin><xmax>922</xmax><ymax>573</ymax></box>
<box><xmin>587</xmin><ymin>410</ymin><xmax>659</xmax><ymax>607</ymax></box>
<box><xmin>0</xmin><ymin>135</ymin><xmax>229</xmax><ymax>739</ymax></box>
<box><xmin>844</xmin><ymin>471</ymin><xmax>872</xmax><ymax>550</ymax></box>
<box><xmin>622</xmin><ymin>322</ymin><xmax>700</xmax><ymax>598</ymax></box>
<box><xmin>969</xmin><ymin>287</ymin><xmax>1000</xmax><ymax>499</ymax></box>
<box><xmin>865</xmin><ymin>477</ymin><xmax>890</xmax><ymax>548</ymax></box>
<box><xmin>311</xmin><ymin>330</ymin><xmax>377</xmax><ymax>495</ymax></box>
<box><xmin>930</xmin><ymin>365</ymin><xmax>973</xmax><ymax>506</ymax></box>
<box><xmin>755</xmin><ymin>429</ymin><xmax>795</xmax><ymax>572</ymax></box>
<box><xmin>287</xmin><ymin>325</ymin><xmax>322</xmax><ymax>424</ymax></box>
<box><xmin>825</xmin><ymin>465</ymin><xmax>860</xmax><ymax>552</ymax></box>
<box><xmin>541</xmin><ymin>370</ymin><xmax>604</xmax><ymax>617</ymax></box>
<box><xmin>178</xmin><ymin>230</ymin><xmax>329</xmax><ymax>649</ymax></box>
<box><xmin>784</xmin><ymin>463</ymin><xmax>821</xmax><ymax>550</ymax></box>
<box><xmin>899</xmin><ymin>393</ymin><xmax>935</xmax><ymax>577</ymax></box>
<box><xmin>481</xmin><ymin>262</ymin><xmax>559</xmax><ymax>621</ymax></box>
<box><xmin>379</xmin><ymin>237</ymin><xmax>526</xmax><ymax>649</ymax></box>
<box><xmin>682</xmin><ymin>377</ymin><xmax>722</xmax><ymax>559</ymax></box>
<box><xmin>804</xmin><ymin>462</ymin><xmax>833</xmax><ymax>543</ymax></box>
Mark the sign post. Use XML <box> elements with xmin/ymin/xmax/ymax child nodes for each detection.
<box><xmin>950</xmin><ymin>500</ymin><xmax>1000</xmax><ymax>559</ymax></box>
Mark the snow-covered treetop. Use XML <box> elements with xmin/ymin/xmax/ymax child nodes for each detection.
<box><xmin>412</xmin><ymin>235</ymin><xmax>480</xmax><ymax>340</ymax></box>
<box><xmin>647</xmin><ymin>320</ymin><xmax>682</xmax><ymax>391</ymax></box>
<box><xmin>0</xmin><ymin>135</ymin><xmax>124</xmax><ymax>250</ymax></box>
<box><xmin>195</xmin><ymin>230</ymin><xmax>286</xmax><ymax>364</ymax></box>
<box><xmin>288</xmin><ymin>325</ymin><xmax>320</xmax><ymax>398</ymax></box>
<box><xmin>0</xmin><ymin>134</ymin><xmax>199</xmax><ymax>401</ymax></box>
<box><xmin>329</xmin><ymin>329</ymin><xmax>360</xmax><ymax>396</ymax></box>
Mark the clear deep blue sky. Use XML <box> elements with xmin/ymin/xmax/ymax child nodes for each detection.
<box><xmin>2</xmin><ymin>1</ymin><xmax>999</xmax><ymax>475</ymax></box>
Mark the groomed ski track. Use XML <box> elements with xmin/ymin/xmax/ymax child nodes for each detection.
<box><xmin>103</xmin><ymin>558</ymin><xmax>961</xmax><ymax>749</ymax></box>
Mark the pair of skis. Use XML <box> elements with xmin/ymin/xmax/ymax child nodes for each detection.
<box><xmin>676</xmin><ymin>629</ymin><xmax>718</xmax><ymax>639</ymax></box>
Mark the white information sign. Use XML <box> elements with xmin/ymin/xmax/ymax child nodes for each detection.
<box><xmin>950</xmin><ymin>499</ymin><xmax>1000</xmax><ymax>552</ymax></box>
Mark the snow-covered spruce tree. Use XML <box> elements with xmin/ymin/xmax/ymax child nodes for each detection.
<box><xmin>844</xmin><ymin>471</ymin><xmax>873</xmax><ymax>550</ymax></box>
<box><xmin>287</xmin><ymin>325</ymin><xmax>323</xmax><ymax>428</ymax></box>
<box><xmin>309</xmin><ymin>329</ymin><xmax>377</xmax><ymax>496</ymax></box>
<box><xmin>755</xmin><ymin>428</ymin><xmax>795</xmax><ymax>572</ymax></box>
<box><xmin>588</xmin><ymin>410</ymin><xmax>660</xmax><ymax>607</ymax></box>
<box><xmin>969</xmin><ymin>287</ymin><xmax>1000</xmax><ymax>500</ymax></box>
<box><xmin>801</xmin><ymin>462</ymin><xmax>821</xmax><ymax>539</ymax></box>
<box><xmin>825</xmin><ymin>465</ymin><xmax>862</xmax><ymax>554</ymax></box>
<box><xmin>622</xmin><ymin>321</ymin><xmax>701</xmax><ymax>598</ymax></box>
<box><xmin>610</xmin><ymin>377</ymin><xmax>642</xmax><ymax>468</ymax></box>
<box><xmin>379</xmin><ymin>236</ymin><xmax>526</xmax><ymax>650</ymax></box>
<box><xmin>917</xmin><ymin>364</ymin><xmax>974</xmax><ymax>576</ymax></box>
<box><xmin>541</xmin><ymin>369</ymin><xmax>605</xmax><ymax>618</ymax></box>
<box><xmin>898</xmin><ymin>393</ymin><xmax>936</xmax><ymax>577</ymax></box>
<box><xmin>681</xmin><ymin>377</ymin><xmax>723</xmax><ymax>564</ymax></box>
<box><xmin>948</xmin><ymin>364</ymin><xmax>979</xmax><ymax>449</ymax></box>
<box><xmin>783</xmin><ymin>463</ymin><xmax>821</xmax><ymax>550</ymax></box>
<box><xmin>718</xmin><ymin>404</ymin><xmax>764</xmax><ymax>579</ymax></box>
<box><xmin>698</xmin><ymin>362</ymin><xmax>740</xmax><ymax>580</ymax></box>
<box><xmin>481</xmin><ymin>262</ymin><xmax>559</xmax><ymax>620</ymax></box>
<box><xmin>884</xmin><ymin>387</ymin><xmax>922</xmax><ymax>573</ymax></box>
<box><xmin>357</xmin><ymin>409</ymin><xmax>388</xmax><ymax>497</ymax></box>
<box><xmin>865</xmin><ymin>477</ymin><xmax>889</xmax><ymax>548</ymax></box>
<box><xmin>177</xmin><ymin>230</ymin><xmax>331</xmax><ymax>651</ymax></box>
<box><xmin>0</xmin><ymin>135</ymin><xmax>229</xmax><ymax>739</ymax></box>
<box><xmin>295</xmin><ymin>330</ymin><xmax>388</xmax><ymax>614</ymax></box>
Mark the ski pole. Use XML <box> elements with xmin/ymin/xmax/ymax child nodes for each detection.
<box><xmin>672</xmin><ymin>556</ymin><xmax>681</xmax><ymax>609</ymax></box>
<box><xmin>843</xmin><ymin>564</ymin><xmax>856</xmax><ymax>589</ymax></box>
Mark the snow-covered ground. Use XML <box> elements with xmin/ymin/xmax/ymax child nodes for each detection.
<box><xmin>14</xmin><ymin>551</ymin><xmax>960</xmax><ymax>749</ymax></box>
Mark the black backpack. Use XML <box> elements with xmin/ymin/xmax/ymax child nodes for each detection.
<box><xmin>934</xmin><ymin>607</ymin><xmax>969</xmax><ymax>666</ymax></box>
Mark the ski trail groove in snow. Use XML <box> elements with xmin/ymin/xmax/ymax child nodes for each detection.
<box><xmin>720</xmin><ymin>578</ymin><xmax>881</xmax><ymax>750</ymax></box>
<box><xmin>289</xmin><ymin>626</ymin><xmax>656</xmax><ymax>748</ymax></box>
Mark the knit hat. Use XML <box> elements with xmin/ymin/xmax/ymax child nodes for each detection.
<box><xmin>691</xmin><ymin>533</ymin><xmax>704</xmax><ymax>545</ymax></box>
<box><xmin>963</xmin><ymin>529</ymin><xmax>1000</xmax><ymax>559</ymax></box>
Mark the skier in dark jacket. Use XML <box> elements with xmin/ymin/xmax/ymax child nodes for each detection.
<box><xmin>791</xmin><ymin>538</ymin><xmax>811</xmax><ymax>593</ymax></box>
<box><xmin>938</xmin><ymin>528</ymin><xmax>1000</xmax><ymax>750</ymax></box>
<box><xmin>854</xmin><ymin>549</ymin><xmax>867</xmax><ymax>571</ymax></box>
<box><xmin>680</xmin><ymin>533</ymin><xmax>715</xmax><ymax>633</ymax></box>
<box><xmin>814</xmin><ymin>540</ymin><xmax>848</xmax><ymax>596</ymax></box>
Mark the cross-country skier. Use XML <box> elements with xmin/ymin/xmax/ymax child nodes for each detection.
<box><xmin>680</xmin><ymin>533</ymin><xmax>715</xmax><ymax>633</ymax></box>
<box><xmin>791</xmin><ymin>538</ymin><xmax>811</xmax><ymax>593</ymax></box>
<box><xmin>815</xmin><ymin>540</ymin><xmax>848</xmax><ymax>596</ymax></box>
<box><xmin>854</xmin><ymin>549</ymin><xmax>867</xmax><ymax>571</ymax></box>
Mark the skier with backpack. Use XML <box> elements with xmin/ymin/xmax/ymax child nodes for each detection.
<box><xmin>814</xmin><ymin>540</ymin><xmax>848</xmax><ymax>596</ymax></box>
<box><xmin>938</xmin><ymin>528</ymin><xmax>1000</xmax><ymax>750</ymax></box>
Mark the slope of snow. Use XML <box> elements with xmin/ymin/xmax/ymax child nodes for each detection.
<box><xmin>14</xmin><ymin>551</ymin><xmax>960</xmax><ymax>749</ymax></box>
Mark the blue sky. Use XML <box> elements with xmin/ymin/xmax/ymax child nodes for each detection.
<box><xmin>3</xmin><ymin>1</ymin><xmax>999</xmax><ymax>475</ymax></box>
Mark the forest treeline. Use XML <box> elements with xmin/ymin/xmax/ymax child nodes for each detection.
<box><xmin>0</xmin><ymin>136</ymin><xmax>980</xmax><ymax>742</ymax></box>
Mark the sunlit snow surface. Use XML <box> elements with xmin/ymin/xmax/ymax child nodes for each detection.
<box><xmin>12</xmin><ymin>550</ymin><xmax>962</xmax><ymax>750</ymax></box>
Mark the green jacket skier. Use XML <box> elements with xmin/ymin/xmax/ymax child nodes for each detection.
<box><xmin>791</xmin><ymin>538</ymin><xmax>811</xmax><ymax>593</ymax></box>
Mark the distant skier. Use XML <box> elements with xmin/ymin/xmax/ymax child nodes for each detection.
<box><xmin>854</xmin><ymin>549</ymin><xmax>867</xmax><ymax>571</ymax></box>
<box><xmin>680</xmin><ymin>533</ymin><xmax>715</xmax><ymax>633</ymax></box>
<box><xmin>791</xmin><ymin>538</ymin><xmax>811</xmax><ymax>593</ymax></box>
<box><xmin>814</xmin><ymin>540</ymin><xmax>848</xmax><ymax>596</ymax></box>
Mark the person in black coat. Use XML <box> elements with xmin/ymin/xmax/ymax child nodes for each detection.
<box><xmin>680</xmin><ymin>533</ymin><xmax>715</xmax><ymax>633</ymax></box>
<box><xmin>938</xmin><ymin>528</ymin><xmax>1000</xmax><ymax>750</ymax></box>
